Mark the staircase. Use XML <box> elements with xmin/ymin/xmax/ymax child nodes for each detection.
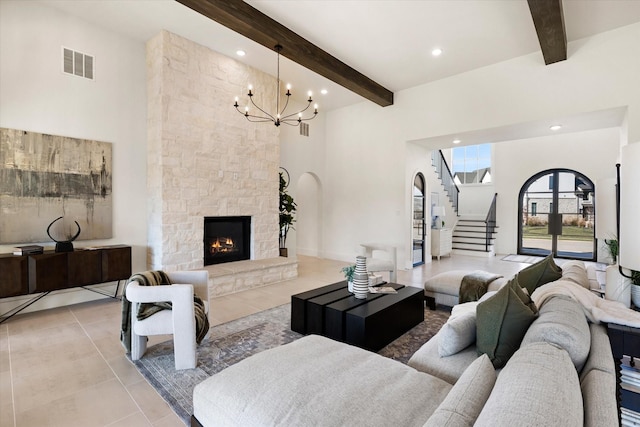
<box><xmin>452</xmin><ymin>193</ymin><xmax>498</xmax><ymax>258</ymax></box>
<box><xmin>431</xmin><ymin>150</ymin><xmax>459</xmax><ymax>214</ymax></box>
<box><xmin>430</xmin><ymin>151</ymin><xmax>499</xmax><ymax>257</ymax></box>
<box><xmin>452</xmin><ymin>217</ymin><xmax>497</xmax><ymax>257</ymax></box>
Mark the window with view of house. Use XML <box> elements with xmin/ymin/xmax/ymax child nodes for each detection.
<box><xmin>452</xmin><ymin>143</ymin><xmax>492</xmax><ymax>185</ymax></box>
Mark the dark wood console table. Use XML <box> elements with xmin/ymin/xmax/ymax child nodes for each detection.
<box><xmin>0</xmin><ymin>245</ymin><xmax>131</xmax><ymax>323</ymax></box>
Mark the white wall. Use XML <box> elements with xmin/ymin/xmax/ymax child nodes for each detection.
<box><xmin>281</xmin><ymin>23</ymin><xmax>640</xmax><ymax>268</ymax></box>
<box><xmin>398</xmin><ymin>24</ymin><xmax>640</xmax><ymax>144</ymax></box>
<box><xmin>458</xmin><ymin>184</ymin><xmax>496</xmax><ymax>217</ymax></box>
<box><xmin>493</xmin><ymin>128</ymin><xmax>620</xmax><ymax>257</ymax></box>
<box><xmin>0</xmin><ymin>2</ymin><xmax>147</xmax><ymax>311</ymax></box>
<box><xmin>279</xmin><ymin>103</ymin><xmax>327</xmax><ymax>257</ymax></box>
<box><xmin>322</xmin><ymin>103</ymin><xmax>411</xmax><ymax>264</ymax></box>
<box><xmin>295</xmin><ymin>172</ymin><xmax>322</xmax><ymax>257</ymax></box>
<box><xmin>405</xmin><ymin>143</ymin><xmax>435</xmax><ymax>269</ymax></box>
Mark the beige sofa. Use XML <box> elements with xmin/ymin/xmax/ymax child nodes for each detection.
<box><xmin>191</xmin><ymin>289</ymin><xmax>618</xmax><ymax>424</ymax></box>
<box><xmin>423</xmin><ymin>260</ymin><xmax>601</xmax><ymax>309</ymax></box>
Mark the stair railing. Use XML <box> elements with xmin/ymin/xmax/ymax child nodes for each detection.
<box><xmin>431</xmin><ymin>150</ymin><xmax>459</xmax><ymax>214</ymax></box>
<box><xmin>485</xmin><ymin>193</ymin><xmax>498</xmax><ymax>251</ymax></box>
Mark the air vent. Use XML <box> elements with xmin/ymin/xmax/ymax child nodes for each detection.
<box><xmin>63</xmin><ymin>47</ymin><xmax>94</xmax><ymax>80</ymax></box>
<box><xmin>300</xmin><ymin>122</ymin><xmax>309</xmax><ymax>137</ymax></box>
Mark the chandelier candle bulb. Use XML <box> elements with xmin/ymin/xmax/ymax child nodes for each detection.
<box><xmin>233</xmin><ymin>44</ymin><xmax>319</xmax><ymax>127</ymax></box>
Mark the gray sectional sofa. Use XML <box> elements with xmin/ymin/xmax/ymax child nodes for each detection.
<box><xmin>191</xmin><ymin>261</ymin><xmax>619</xmax><ymax>426</ymax></box>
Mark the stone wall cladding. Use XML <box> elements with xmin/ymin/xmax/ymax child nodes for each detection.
<box><xmin>146</xmin><ymin>30</ymin><xmax>284</xmax><ymax>274</ymax></box>
<box><xmin>207</xmin><ymin>259</ymin><xmax>299</xmax><ymax>297</ymax></box>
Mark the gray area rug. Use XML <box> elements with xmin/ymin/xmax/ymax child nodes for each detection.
<box><xmin>132</xmin><ymin>303</ymin><xmax>450</xmax><ymax>425</ymax></box>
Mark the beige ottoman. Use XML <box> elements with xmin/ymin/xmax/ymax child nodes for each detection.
<box><xmin>424</xmin><ymin>270</ymin><xmax>508</xmax><ymax>309</ymax></box>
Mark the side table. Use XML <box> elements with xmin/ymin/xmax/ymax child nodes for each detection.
<box><xmin>431</xmin><ymin>228</ymin><xmax>452</xmax><ymax>260</ymax></box>
<box><xmin>608</xmin><ymin>323</ymin><xmax>640</xmax><ymax>423</ymax></box>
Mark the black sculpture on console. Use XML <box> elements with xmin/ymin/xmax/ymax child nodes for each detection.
<box><xmin>46</xmin><ymin>216</ymin><xmax>81</xmax><ymax>252</ymax></box>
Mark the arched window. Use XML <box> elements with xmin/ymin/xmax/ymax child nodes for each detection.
<box><xmin>518</xmin><ymin>169</ymin><xmax>595</xmax><ymax>261</ymax></box>
<box><xmin>413</xmin><ymin>174</ymin><xmax>426</xmax><ymax>266</ymax></box>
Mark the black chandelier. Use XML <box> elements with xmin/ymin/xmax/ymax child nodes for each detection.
<box><xmin>234</xmin><ymin>45</ymin><xmax>318</xmax><ymax>127</ymax></box>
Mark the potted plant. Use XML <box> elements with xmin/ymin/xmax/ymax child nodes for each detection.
<box><xmin>604</xmin><ymin>237</ymin><xmax>619</xmax><ymax>264</ymax></box>
<box><xmin>341</xmin><ymin>264</ymin><xmax>356</xmax><ymax>292</ymax></box>
<box><xmin>279</xmin><ymin>169</ymin><xmax>296</xmax><ymax>257</ymax></box>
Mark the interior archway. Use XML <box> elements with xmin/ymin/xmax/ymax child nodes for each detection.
<box><xmin>413</xmin><ymin>173</ymin><xmax>426</xmax><ymax>266</ymax></box>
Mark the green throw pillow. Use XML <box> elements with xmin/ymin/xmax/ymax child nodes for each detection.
<box><xmin>510</xmin><ymin>276</ymin><xmax>538</xmax><ymax>315</ymax></box>
<box><xmin>476</xmin><ymin>278</ymin><xmax>538</xmax><ymax>368</ymax></box>
<box><xmin>516</xmin><ymin>254</ymin><xmax>562</xmax><ymax>295</ymax></box>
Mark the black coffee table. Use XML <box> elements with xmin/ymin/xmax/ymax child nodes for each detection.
<box><xmin>291</xmin><ymin>281</ymin><xmax>424</xmax><ymax>351</ymax></box>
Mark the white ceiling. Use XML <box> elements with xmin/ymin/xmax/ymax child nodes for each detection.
<box><xmin>36</xmin><ymin>0</ymin><xmax>640</xmax><ymax>144</ymax></box>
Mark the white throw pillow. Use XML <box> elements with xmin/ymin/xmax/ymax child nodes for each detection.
<box><xmin>560</xmin><ymin>260</ymin><xmax>590</xmax><ymax>289</ymax></box>
<box><xmin>438</xmin><ymin>310</ymin><xmax>477</xmax><ymax>357</ymax></box>
<box><xmin>450</xmin><ymin>301</ymin><xmax>479</xmax><ymax>318</ymax></box>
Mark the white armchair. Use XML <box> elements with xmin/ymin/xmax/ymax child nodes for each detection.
<box><xmin>125</xmin><ymin>270</ymin><xmax>209</xmax><ymax>370</ymax></box>
<box><xmin>359</xmin><ymin>243</ymin><xmax>397</xmax><ymax>283</ymax></box>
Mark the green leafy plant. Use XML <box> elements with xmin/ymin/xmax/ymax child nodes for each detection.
<box><xmin>604</xmin><ymin>237</ymin><xmax>619</xmax><ymax>263</ymax></box>
<box><xmin>632</xmin><ymin>270</ymin><xmax>640</xmax><ymax>286</ymax></box>
<box><xmin>279</xmin><ymin>170</ymin><xmax>297</xmax><ymax>250</ymax></box>
<box><xmin>341</xmin><ymin>265</ymin><xmax>356</xmax><ymax>282</ymax></box>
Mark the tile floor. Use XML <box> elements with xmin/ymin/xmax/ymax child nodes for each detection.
<box><xmin>0</xmin><ymin>254</ymin><xmax>528</xmax><ymax>427</ymax></box>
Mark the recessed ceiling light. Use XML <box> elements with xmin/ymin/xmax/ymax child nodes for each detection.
<box><xmin>236</xmin><ymin>50</ymin><xmax>246</xmax><ymax>57</ymax></box>
<box><xmin>550</xmin><ymin>125</ymin><xmax>562</xmax><ymax>131</ymax></box>
<box><xmin>432</xmin><ymin>48</ymin><xmax>443</xmax><ymax>57</ymax></box>
<box><xmin>453</xmin><ymin>139</ymin><xmax>461</xmax><ymax>144</ymax></box>
<box><xmin>321</xmin><ymin>89</ymin><xmax>328</xmax><ymax>95</ymax></box>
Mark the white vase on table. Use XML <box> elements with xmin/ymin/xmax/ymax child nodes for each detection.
<box><xmin>352</xmin><ymin>256</ymin><xmax>369</xmax><ymax>299</ymax></box>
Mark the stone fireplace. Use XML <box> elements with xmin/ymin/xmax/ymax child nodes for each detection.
<box><xmin>203</xmin><ymin>216</ymin><xmax>251</xmax><ymax>266</ymax></box>
<box><xmin>145</xmin><ymin>30</ymin><xmax>297</xmax><ymax>295</ymax></box>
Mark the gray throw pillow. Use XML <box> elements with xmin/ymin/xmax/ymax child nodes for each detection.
<box><xmin>438</xmin><ymin>311</ymin><xmax>477</xmax><ymax>357</ymax></box>
<box><xmin>560</xmin><ymin>260</ymin><xmax>590</xmax><ymax>289</ymax></box>
<box><xmin>424</xmin><ymin>354</ymin><xmax>496</xmax><ymax>427</ymax></box>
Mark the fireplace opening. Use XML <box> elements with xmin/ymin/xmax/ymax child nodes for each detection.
<box><xmin>204</xmin><ymin>216</ymin><xmax>251</xmax><ymax>266</ymax></box>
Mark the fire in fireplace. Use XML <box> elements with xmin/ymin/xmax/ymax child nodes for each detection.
<box><xmin>203</xmin><ymin>216</ymin><xmax>251</xmax><ymax>266</ymax></box>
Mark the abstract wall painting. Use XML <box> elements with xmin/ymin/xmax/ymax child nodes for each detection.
<box><xmin>0</xmin><ymin>128</ymin><xmax>113</xmax><ymax>244</ymax></box>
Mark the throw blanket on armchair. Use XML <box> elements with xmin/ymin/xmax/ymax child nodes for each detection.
<box><xmin>531</xmin><ymin>280</ymin><xmax>640</xmax><ymax>328</ymax></box>
<box><xmin>459</xmin><ymin>270</ymin><xmax>503</xmax><ymax>303</ymax></box>
<box><xmin>120</xmin><ymin>270</ymin><xmax>209</xmax><ymax>353</ymax></box>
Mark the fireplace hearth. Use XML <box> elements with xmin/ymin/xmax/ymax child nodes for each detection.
<box><xmin>204</xmin><ymin>216</ymin><xmax>251</xmax><ymax>266</ymax></box>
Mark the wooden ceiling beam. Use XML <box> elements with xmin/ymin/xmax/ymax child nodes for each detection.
<box><xmin>527</xmin><ymin>0</ymin><xmax>567</xmax><ymax>65</ymax></box>
<box><xmin>175</xmin><ymin>0</ymin><xmax>394</xmax><ymax>107</ymax></box>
